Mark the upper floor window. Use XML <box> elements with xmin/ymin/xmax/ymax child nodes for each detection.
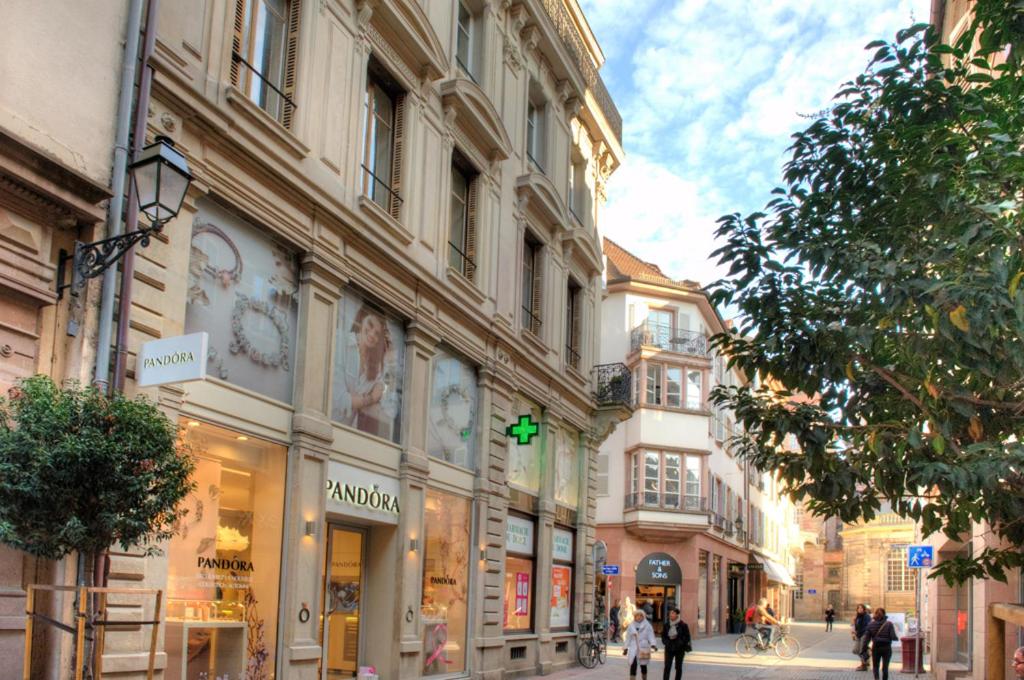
<box><xmin>526</xmin><ymin>88</ymin><xmax>546</xmax><ymax>171</ymax></box>
<box><xmin>565</xmin><ymin>278</ymin><xmax>582</xmax><ymax>369</ymax></box>
<box><xmin>449</xmin><ymin>152</ymin><xmax>478</xmax><ymax>281</ymax></box>
<box><xmin>455</xmin><ymin>1</ymin><xmax>480</xmax><ymax>82</ymax></box>
<box><xmin>521</xmin><ymin>233</ymin><xmax>543</xmax><ymax>335</ymax></box>
<box><xmin>568</xmin><ymin>157</ymin><xmax>587</xmax><ymax>223</ymax></box>
<box><xmin>231</xmin><ymin>0</ymin><xmax>301</xmax><ymax>127</ymax></box>
<box><xmin>629</xmin><ymin>450</ymin><xmax>703</xmax><ymax>511</ymax></box>
<box><xmin>362</xmin><ymin>58</ymin><xmax>405</xmax><ymax>219</ymax></box>
<box><xmin>638</xmin><ymin>361</ymin><xmax>704</xmax><ymax>410</ymax></box>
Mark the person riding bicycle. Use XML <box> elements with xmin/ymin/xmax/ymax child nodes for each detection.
<box><xmin>752</xmin><ymin>598</ymin><xmax>780</xmax><ymax>648</ymax></box>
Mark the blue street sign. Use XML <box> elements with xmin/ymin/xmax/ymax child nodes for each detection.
<box><xmin>806</xmin><ymin>589</ymin><xmax>817</xmax><ymax>594</ymax></box>
<box><xmin>602</xmin><ymin>565</ymin><xmax>620</xmax><ymax>575</ymax></box>
<box><xmin>907</xmin><ymin>545</ymin><xmax>934</xmax><ymax>568</ymax></box>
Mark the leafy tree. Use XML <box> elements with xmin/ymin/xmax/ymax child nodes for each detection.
<box><xmin>0</xmin><ymin>375</ymin><xmax>194</xmax><ymax>580</ymax></box>
<box><xmin>709</xmin><ymin>1</ymin><xmax>1024</xmax><ymax>583</ymax></box>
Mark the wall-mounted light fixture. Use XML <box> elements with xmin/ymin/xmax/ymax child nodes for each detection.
<box><xmin>409</xmin><ymin>538</ymin><xmax>419</xmax><ymax>553</ymax></box>
<box><xmin>479</xmin><ymin>547</ymin><xmax>487</xmax><ymax>562</ymax></box>
<box><xmin>304</xmin><ymin>520</ymin><xmax>318</xmax><ymax>538</ymax></box>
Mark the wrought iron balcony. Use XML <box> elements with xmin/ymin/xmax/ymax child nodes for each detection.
<box><xmin>630</xmin><ymin>322</ymin><xmax>708</xmax><ymax>357</ymax></box>
<box><xmin>710</xmin><ymin>512</ymin><xmax>726</xmax><ymax>531</ymax></box>
<box><xmin>536</xmin><ymin>0</ymin><xmax>622</xmax><ymax>142</ymax></box>
<box><xmin>594</xmin><ymin>363</ymin><xmax>631</xmax><ymax>406</ymax></box>
<box><xmin>624</xmin><ymin>493</ymin><xmax>707</xmax><ymax>513</ymax></box>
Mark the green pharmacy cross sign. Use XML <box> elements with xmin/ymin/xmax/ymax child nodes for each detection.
<box><xmin>506</xmin><ymin>414</ymin><xmax>539</xmax><ymax>445</ymax></box>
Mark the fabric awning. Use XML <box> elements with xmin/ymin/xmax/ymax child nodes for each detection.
<box><xmin>752</xmin><ymin>555</ymin><xmax>796</xmax><ymax>586</ymax></box>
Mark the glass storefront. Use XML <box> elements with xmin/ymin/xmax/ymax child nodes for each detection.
<box><xmin>711</xmin><ymin>555</ymin><xmax>721</xmax><ymax>634</ymax></box>
<box><xmin>167</xmin><ymin>420</ymin><xmax>286</xmax><ymax>680</ymax></box>
<box><xmin>427</xmin><ymin>349</ymin><xmax>478</xmax><ymax>470</ymax></box>
<box><xmin>186</xmin><ymin>198</ymin><xmax>299</xmax><ymax>403</ymax></box>
<box><xmin>550</xmin><ymin>527</ymin><xmax>574</xmax><ymax>630</ymax></box>
<box><xmin>331</xmin><ymin>287</ymin><xmax>406</xmax><ymax>443</ymax></box>
<box><xmin>421</xmin><ymin>491</ymin><xmax>472</xmax><ymax>675</ymax></box>
<box><xmin>697</xmin><ymin>551</ymin><xmax>708</xmax><ymax>633</ymax></box>
<box><xmin>503</xmin><ymin>515</ymin><xmax>536</xmax><ymax>631</ymax></box>
<box><xmin>322</xmin><ymin>526</ymin><xmax>365</xmax><ymax>678</ymax></box>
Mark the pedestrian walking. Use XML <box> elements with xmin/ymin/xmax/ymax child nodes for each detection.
<box><xmin>610</xmin><ymin>602</ymin><xmax>622</xmax><ymax>642</ymax></box>
<box><xmin>825</xmin><ymin>604</ymin><xmax>836</xmax><ymax>632</ymax></box>
<box><xmin>660</xmin><ymin>607</ymin><xmax>691</xmax><ymax>680</ymax></box>
<box><xmin>623</xmin><ymin>610</ymin><xmax>657</xmax><ymax>679</ymax></box>
<box><xmin>851</xmin><ymin>603</ymin><xmax>872</xmax><ymax>671</ymax></box>
<box><xmin>865</xmin><ymin>607</ymin><xmax>899</xmax><ymax>680</ymax></box>
<box><xmin>642</xmin><ymin>599</ymin><xmax>655</xmax><ymax>620</ymax></box>
<box><xmin>1012</xmin><ymin>645</ymin><xmax>1024</xmax><ymax>678</ymax></box>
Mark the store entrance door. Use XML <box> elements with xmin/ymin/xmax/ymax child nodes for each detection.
<box><xmin>635</xmin><ymin>585</ymin><xmax>677</xmax><ymax>635</ymax></box>
<box><xmin>727</xmin><ymin>566</ymin><xmax>745</xmax><ymax>633</ymax></box>
<box><xmin>321</xmin><ymin>525</ymin><xmax>366</xmax><ymax>679</ymax></box>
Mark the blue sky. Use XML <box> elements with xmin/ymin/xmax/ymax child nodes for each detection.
<box><xmin>580</xmin><ymin>0</ymin><xmax>932</xmax><ymax>286</ymax></box>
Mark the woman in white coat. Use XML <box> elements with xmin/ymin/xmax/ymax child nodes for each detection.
<box><xmin>623</xmin><ymin>610</ymin><xmax>657</xmax><ymax>679</ymax></box>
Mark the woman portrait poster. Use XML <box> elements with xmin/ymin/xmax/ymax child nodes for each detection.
<box><xmin>332</xmin><ymin>289</ymin><xmax>405</xmax><ymax>442</ymax></box>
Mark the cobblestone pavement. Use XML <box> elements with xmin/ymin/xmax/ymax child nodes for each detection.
<box><xmin>525</xmin><ymin>622</ymin><xmax>929</xmax><ymax>680</ymax></box>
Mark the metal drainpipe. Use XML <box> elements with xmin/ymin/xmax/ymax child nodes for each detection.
<box><xmin>113</xmin><ymin>0</ymin><xmax>160</xmax><ymax>392</ymax></box>
<box><xmin>93</xmin><ymin>0</ymin><xmax>146</xmax><ymax>394</ymax></box>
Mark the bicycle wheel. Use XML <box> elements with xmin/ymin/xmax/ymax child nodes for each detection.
<box><xmin>735</xmin><ymin>635</ymin><xmax>759</xmax><ymax>658</ymax></box>
<box><xmin>774</xmin><ymin>635</ymin><xmax>801</xmax><ymax>660</ymax></box>
<box><xmin>577</xmin><ymin>641</ymin><xmax>598</xmax><ymax>668</ymax></box>
<box><xmin>597</xmin><ymin>641</ymin><xmax>607</xmax><ymax>664</ymax></box>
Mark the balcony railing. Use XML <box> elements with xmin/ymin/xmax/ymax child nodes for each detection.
<box><xmin>594</xmin><ymin>363</ymin><xmax>631</xmax><ymax>406</ymax></box>
<box><xmin>735</xmin><ymin>528</ymin><xmax>747</xmax><ymax>544</ymax></box>
<box><xmin>536</xmin><ymin>0</ymin><xmax>622</xmax><ymax>142</ymax></box>
<box><xmin>710</xmin><ymin>512</ymin><xmax>726</xmax><ymax>531</ymax></box>
<box><xmin>630</xmin><ymin>322</ymin><xmax>708</xmax><ymax>357</ymax></box>
<box><xmin>624</xmin><ymin>493</ymin><xmax>707</xmax><ymax>513</ymax></box>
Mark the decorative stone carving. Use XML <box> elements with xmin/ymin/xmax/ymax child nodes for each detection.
<box><xmin>503</xmin><ymin>35</ymin><xmax>523</xmax><ymax>72</ymax></box>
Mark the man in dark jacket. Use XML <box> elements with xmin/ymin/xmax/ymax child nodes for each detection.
<box><xmin>660</xmin><ymin>607</ymin><xmax>691</xmax><ymax>680</ymax></box>
<box><xmin>642</xmin><ymin>599</ymin><xmax>655</xmax><ymax>620</ymax></box>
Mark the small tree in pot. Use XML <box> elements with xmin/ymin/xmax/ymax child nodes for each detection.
<box><xmin>0</xmin><ymin>375</ymin><xmax>194</xmax><ymax>669</ymax></box>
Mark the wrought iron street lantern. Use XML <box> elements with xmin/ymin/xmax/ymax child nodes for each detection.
<box><xmin>58</xmin><ymin>136</ymin><xmax>192</xmax><ymax>297</ymax></box>
<box><xmin>130</xmin><ymin>136</ymin><xmax>192</xmax><ymax>225</ymax></box>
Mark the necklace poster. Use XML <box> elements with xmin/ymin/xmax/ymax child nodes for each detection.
<box><xmin>427</xmin><ymin>348</ymin><xmax>478</xmax><ymax>469</ymax></box>
<box><xmin>185</xmin><ymin>199</ymin><xmax>299</xmax><ymax>403</ymax></box>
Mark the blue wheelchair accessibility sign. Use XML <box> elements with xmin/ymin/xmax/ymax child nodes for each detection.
<box><xmin>907</xmin><ymin>545</ymin><xmax>934</xmax><ymax>568</ymax></box>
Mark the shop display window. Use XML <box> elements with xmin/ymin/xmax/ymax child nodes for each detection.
<box><xmin>554</xmin><ymin>429</ymin><xmax>579</xmax><ymax>508</ymax></box>
<box><xmin>506</xmin><ymin>399</ymin><xmax>542</xmax><ymax>493</ymax></box>
<box><xmin>331</xmin><ymin>288</ymin><xmax>406</xmax><ymax>443</ymax></box>
<box><xmin>503</xmin><ymin>515</ymin><xmax>535</xmax><ymax>632</ymax></box>
<box><xmin>185</xmin><ymin>198</ymin><xmax>299</xmax><ymax>403</ymax></box>
<box><xmin>421</xmin><ymin>491</ymin><xmax>472</xmax><ymax>675</ymax></box>
<box><xmin>697</xmin><ymin>551</ymin><xmax>708</xmax><ymax>633</ymax></box>
<box><xmin>427</xmin><ymin>349</ymin><xmax>478</xmax><ymax>469</ymax></box>
<box><xmin>550</xmin><ymin>527</ymin><xmax>575</xmax><ymax>630</ymax></box>
<box><xmin>167</xmin><ymin>420</ymin><xmax>286</xmax><ymax>680</ymax></box>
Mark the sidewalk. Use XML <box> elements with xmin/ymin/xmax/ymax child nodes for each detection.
<box><xmin>522</xmin><ymin>622</ymin><xmax>929</xmax><ymax>680</ymax></box>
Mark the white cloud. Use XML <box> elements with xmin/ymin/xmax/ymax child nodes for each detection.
<box><xmin>581</xmin><ymin>0</ymin><xmax>931</xmax><ymax>285</ymax></box>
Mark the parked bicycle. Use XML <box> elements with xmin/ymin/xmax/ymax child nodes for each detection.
<box><xmin>576</xmin><ymin>620</ymin><xmax>607</xmax><ymax>668</ymax></box>
<box><xmin>735</xmin><ymin>623</ymin><xmax>801</xmax><ymax>660</ymax></box>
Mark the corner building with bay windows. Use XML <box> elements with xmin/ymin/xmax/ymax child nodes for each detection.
<box><xmin>595</xmin><ymin>240</ymin><xmax>799</xmax><ymax>638</ymax></box>
<box><xmin>2</xmin><ymin>0</ymin><xmax>627</xmax><ymax>678</ymax></box>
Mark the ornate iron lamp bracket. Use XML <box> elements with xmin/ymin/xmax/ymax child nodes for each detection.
<box><xmin>57</xmin><ymin>224</ymin><xmax>163</xmax><ymax>298</ymax></box>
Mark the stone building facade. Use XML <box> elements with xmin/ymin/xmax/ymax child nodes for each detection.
<box><xmin>792</xmin><ymin>505</ymin><xmax>917</xmax><ymax>625</ymax></box>
<box><xmin>1</xmin><ymin>0</ymin><xmax>627</xmax><ymax>678</ymax></box>
<box><xmin>0</xmin><ymin>0</ymin><xmax>130</xmax><ymax>673</ymax></box>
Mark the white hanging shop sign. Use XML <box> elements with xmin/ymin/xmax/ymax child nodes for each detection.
<box><xmin>136</xmin><ymin>332</ymin><xmax>208</xmax><ymax>387</ymax></box>
<box><xmin>326</xmin><ymin>461</ymin><xmax>401</xmax><ymax>525</ymax></box>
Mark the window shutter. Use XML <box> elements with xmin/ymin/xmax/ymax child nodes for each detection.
<box><xmin>530</xmin><ymin>247</ymin><xmax>542</xmax><ymax>334</ymax></box>
<box><xmin>571</xmin><ymin>287</ymin><xmax>581</xmax><ymax>355</ymax></box>
<box><xmin>230</xmin><ymin>0</ymin><xmax>247</xmax><ymax>86</ymax></box>
<box><xmin>281</xmin><ymin>0</ymin><xmax>301</xmax><ymax>129</ymax></box>
<box><xmin>597</xmin><ymin>453</ymin><xmax>609</xmax><ymax>496</ymax></box>
<box><xmin>389</xmin><ymin>94</ymin><xmax>406</xmax><ymax>220</ymax></box>
<box><xmin>465</xmin><ymin>177</ymin><xmax>478</xmax><ymax>282</ymax></box>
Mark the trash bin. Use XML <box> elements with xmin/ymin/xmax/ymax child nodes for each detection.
<box><xmin>901</xmin><ymin>635</ymin><xmax>925</xmax><ymax>673</ymax></box>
